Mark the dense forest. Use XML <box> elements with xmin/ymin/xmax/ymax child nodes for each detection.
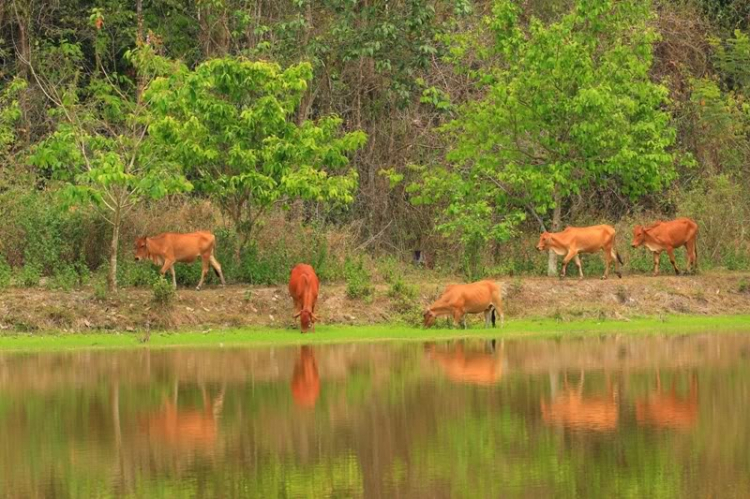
<box><xmin>2</xmin><ymin>0</ymin><xmax>750</xmax><ymax>292</ymax></box>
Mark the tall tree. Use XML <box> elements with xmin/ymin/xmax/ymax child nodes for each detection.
<box><xmin>411</xmin><ymin>0</ymin><xmax>679</xmax><ymax>276</ymax></box>
<box><xmin>147</xmin><ymin>58</ymin><xmax>367</xmax><ymax>258</ymax></box>
<box><xmin>29</xmin><ymin>46</ymin><xmax>191</xmax><ymax>291</ymax></box>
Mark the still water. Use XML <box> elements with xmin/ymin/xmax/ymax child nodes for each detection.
<box><xmin>1</xmin><ymin>333</ymin><xmax>750</xmax><ymax>498</ymax></box>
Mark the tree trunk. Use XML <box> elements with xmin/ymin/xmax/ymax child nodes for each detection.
<box><xmin>15</xmin><ymin>11</ymin><xmax>31</xmax><ymax>143</ymax></box>
<box><xmin>547</xmin><ymin>191</ymin><xmax>562</xmax><ymax>277</ymax></box>
<box><xmin>108</xmin><ymin>208</ymin><xmax>122</xmax><ymax>292</ymax></box>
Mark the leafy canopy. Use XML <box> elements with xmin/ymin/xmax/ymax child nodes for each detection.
<box><xmin>147</xmin><ymin>58</ymin><xmax>367</xmax><ymax>238</ymax></box>
<box><xmin>28</xmin><ymin>47</ymin><xmax>191</xmax><ymax>221</ymax></box>
<box><xmin>410</xmin><ymin>0</ymin><xmax>678</xmax><ymax>245</ymax></box>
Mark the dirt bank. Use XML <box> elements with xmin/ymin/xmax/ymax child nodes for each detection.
<box><xmin>1</xmin><ymin>273</ymin><xmax>750</xmax><ymax>333</ymax></box>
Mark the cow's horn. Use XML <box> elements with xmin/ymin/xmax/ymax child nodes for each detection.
<box><xmin>293</xmin><ymin>312</ymin><xmax>301</xmax><ymax>318</ymax></box>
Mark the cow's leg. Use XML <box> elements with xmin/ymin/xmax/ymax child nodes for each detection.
<box><xmin>652</xmin><ymin>252</ymin><xmax>661</xmax><ymax>276</ymax></box>
<box><xmin>666</xmin><ymin>247</ymin><xmax>680</xmax><ymax>275</ymax></box>
<box><xmin>196</xmin><ymin>256</ymin><xmax>209</xmax><ymax>291</ymax></box>
<box><xmin>574</xmin><ymin>254</ymin><xmax>583</xmax><ymax>279</ymax></box>
<box><xmin>561</xmin><ymin>249</ymin><xmax>578</xmax><ymax>279</ymax></box>
<box><xmin>484</xmin><ymin>307</ymin><xmax>493</xmax><ymax>328</ymax></box>
<box><xmin>602</xmin><ymin>248</ymin><xmax>612</xmax><ymax>280</ymax></box>
<box><xmin>452</xmin><ymin>308</ymin><xmax>465</xmax><ymax>329</ymax></box>
<box><xmin>685</xmin><ymin>239</ymin><xmax>697</xmax><ymax>273</ymax></box>
<box><xmin>209</xmin><ymin>255</ymin><xmax>226</xmax><ymax>286</ymax></box>
<box><xmin>160</xmin><ymin>259</ymin><xmax>177</xmax><ymax>289</ymax></box>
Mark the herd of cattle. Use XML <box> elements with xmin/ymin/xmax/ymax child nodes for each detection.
<box><xmin>133</xmin><ymin>217</ymin><xmax>699</xmax><ymax>333</ymax></box>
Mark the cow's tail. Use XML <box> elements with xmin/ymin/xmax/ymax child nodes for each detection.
<box><xmin>490</xmin><ymin>308</ymin><xmax>496</xmax><ymax>327</ymax></box>
<box><xmin>616</xmin><ymin>250</ymin><xmax>624</xmax><ymax>266</ymax></box>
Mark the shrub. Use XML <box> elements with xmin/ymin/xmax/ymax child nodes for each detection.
<box><xmin>48</xmin><ymin>265</ymin><xmax>80</xmax><ymax>291</ymax></box>
<box><xmin>345</xmin><ymin>256</ymin><xmax>373</xmax><ymax>299</ymax></box>
<box><xmin>0</xmin><ymin>256</ymin><xmax>11</xmax><ymax>288</ymax></box>
<box><xmin>152</xmin><ymin>277</ymin><xmax>176</xmax><ymax>306</ymax></box>
<box><xmin>18</xmin><ymin>262</ymin><xmax>42</xmax><ymax>287</ymax></box>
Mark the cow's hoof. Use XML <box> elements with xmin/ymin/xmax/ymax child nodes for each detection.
<box><xmin>600</xmin><ymin>276</ymin><xmax>608</xmax><ymax>280</ymax></box>
<box><xmin>675</xmin><ymin>270</ymin><xmax>681</xmax><ymax>276</ymax></box>
<box><xmin>616</xmin><ymin>272</ymin><xmax>622</xmax><ymax>279</ymax></box>
<box><xmin>195</xmin><ymin>287</ymin><xmax>201</xmax><ymax>291</ymax></box>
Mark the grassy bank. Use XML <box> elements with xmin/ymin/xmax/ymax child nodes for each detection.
<box><xmin>1</xmin><ymin>314</ymin><xmax>749</xmax><ymax>352</ymax></box>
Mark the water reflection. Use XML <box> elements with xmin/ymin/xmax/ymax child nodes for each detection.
<box><xmin>139</xmin><ymin>382</ymin><xmax>225</xmax><ymax>453</ymax></box>
<box><xmin>291</xmin><ymin>346</ymin><xmax>320</xmax><ymax>408</ymax></box>
<box><xmin>541</xmin><ymin>370</ymin><xmax>619</xmax><ymax>432</ymax></box>
<box><xmin>635</xmin><ymin>372</ymin><xmax>699</xmax><ymax>430</ymax></box>
<box><xmin>425</xmin><ymin>340</ymin><xmax>505</xmax><ymax>385</ymax></box>
<box><xmin>1</xmin><ymin>333</ymin><xmax>750</xmax><ymax>498</ymax></box>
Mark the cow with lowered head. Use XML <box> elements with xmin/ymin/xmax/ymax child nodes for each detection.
<box><xmin>288</xmin><ymin>264</ymin><xmax>320</xmax><ymax>333</ymax></box>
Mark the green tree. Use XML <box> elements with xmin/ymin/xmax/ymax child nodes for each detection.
<box><xmin>411</xmin><ymin>0</ymin><xmax>678</xmax><ymax>276</ymax></box>
<box><xmin>147</xmin><ymin>58</ymin><xmax>367</xmax><ymax>258</ymax></box>
<box><xmin>29</xmin><ymin>46</ymin><xmax>191</xmax><ymax>291</ymax></box>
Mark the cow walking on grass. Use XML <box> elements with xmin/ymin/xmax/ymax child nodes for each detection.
<box><xmin>423</xmin><ymin>280</ymin><xmax>504</xmax><ymax>329</ymax></box>
<box><xmin>536</xmin><ymin>225</ymin><xmax>623</xmax><ymax>280</ymax></box>
<box><xmin>134</xmin><ymin>231</ymin><xmax>226</xmax><ymax>290</ymax></box>
<box><xmin>288</xmin><ymin>264</ymin><xmax>320</xmax><ymax>333</ymax></box>
<box><xmin>631</xmin><ymin>218</ymin><xmax>698</xmax><ymax>275</ymax></box>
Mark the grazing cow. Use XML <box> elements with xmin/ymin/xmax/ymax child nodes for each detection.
<box><xmin>134</xmin><ymin>231</ymin><xmax>226</xmax><ymax>290</ymax></box>
<box><xmin>536</xmin><ymin>225</ymin><xmax>623</xmax><ymax>279</ymax></box>
<box><xmin>541</xmin><ymin>371</ymin><xmax>619</xmax><ymax>432</ymax></box>
<box><xmin>423</xmin><ymin>280</ymin><xmax>504</xmax><ymax>329</ymax></box>
<box><xmin>631</xmin><ymin>217</ymin><xmax>698</xmax><ymax>275</ymax></box>
<box><xmin>425</xmin><ymin>342</ymin><xmax>505</xmax><ymax>386</ymax></box>
<box><xmin>635</xmin><ymin>372</ymin><xmax>698</xmax><ymax>430</ymax></box>
<box><xmin>288</xmin><ymin>264</ymin><xmax>320</xmax><ymax>333</ymax></box>
<box><xmin>291</xmin><ymin>346</ymin><xmax>320</xmax><ymax>408</ymax></box>
<box><xmin>141</xmin><ymin>383</ymin><xmax>225</xmax><ymax>453</ymax></box>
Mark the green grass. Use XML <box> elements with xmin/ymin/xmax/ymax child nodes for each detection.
<box><xmin>0</xmin><ymin>314</ymin><xmax>749</xmax><ymax>352</ymax></box>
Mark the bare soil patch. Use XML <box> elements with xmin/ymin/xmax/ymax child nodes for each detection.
<box><xmin>1</xmin><ymin>273</ymin><xmax>749</xmax><ymax>333</ymax></box>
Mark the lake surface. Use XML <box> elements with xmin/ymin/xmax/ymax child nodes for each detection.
<box><xmin>2</xmin><ymin>333</ymin><xmax>750</xmax><ymax>498</ymax></box>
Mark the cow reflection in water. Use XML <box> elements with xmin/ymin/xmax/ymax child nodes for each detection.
<box><xmin>291</xmin><ymin>346</ymin><xmax>320</xmax><ymax>408</ymax></box>
<box><xmin>141</xmin><ymin>382</ymin><xmax>225</xmax><ymax>453</ymax></box>
<box><xmin>425</xmin><ymin>341</ymin><xmax>505</xmax><ymax>386</ymax></box>
<box><xmin>636</xmin><ymin>372</ymin><xmax>699</xmax><ymax>430</ymax></box>
<box><xmin>541</xmin><ymin>370</ymin><xmax>619</xmax><ymax>432</ymax></box>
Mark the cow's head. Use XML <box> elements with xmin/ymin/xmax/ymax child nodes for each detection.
<box><xmin>631</xmin><ymin>226</ymin><xmax>646</xmax><ymax>248</ymax></box>
<box><xmin>294</xmin><ymin>310</ymin><xmax>318</xmax><ymax>333</ymax></box>
<box><xmin>134</xmin><ymin>237</ymin><xmax>149</xmax><ymax>261</ymax></box>
<box><xmin>423</xmin><ymin>309</ymin><xmax>437</xmax><ymax>328</ymax></box>
<box><xmin>536</xmin><ymin>232</ymin><xmax>553</xmax><ymax>251</ymax></box>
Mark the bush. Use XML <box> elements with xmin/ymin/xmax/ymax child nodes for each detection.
<box><xmin>119</xmin><ymin>259</ymin><xmax>160</xmax><ymax>287</ymax></box>
<box><xmin>48</xmin><ymin>265</ymin><xmax>80</xmax><ymax>291</ymax></box>
<box><xmin>152</xmin><ymin>277</ymin><xmax>176</xmax><ymax>306</ymax></box>
<box><xmin>345</xmin><ymin>256</ymin><xmax>373</xmax><ymax>299</ymax></box>
<box><xmin>0</xmin><ymin>256</ymin><xmax>11</xmax><ymax>288</ymax></box>
<box><xmin>18</xmin><ymin>263</ymin><xmax>42</xmax><ymax>287</ymax></box>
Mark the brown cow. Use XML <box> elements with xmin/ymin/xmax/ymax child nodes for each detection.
<box><xmin>291</xmin><ymin>346</ymin><xmax>320</xmax><ymax>408</ymax></box>
<box><xmin>141</xmin><ymin>383</ymin><xmax>225</xmax><ymax>453</ymax></box>
<box><xmin>541</xmin><ymin>371</ymin><xmax>619</xmax><ymax>432</ymax></box>
<box><xmin>631</xmin><ymin>217</ymin><xmax>698</xmax><ymax>275</ymax></box>
<box><xmin>423</xmin><ymin>280</ymin><xmax>504</xmax><ymax>329</ymax></box>
<box><xmin>134</xmin><ymin>231</ymin><xmax>226</xmax><ymax>290</ymax></box>
<box><xmin>635</xmin><ymin>372</ymin><xmax>699</xmax><ymax>430</ymax></box>
<box><xmin>425</xmin><ymin>342</ymin><xmax>504</xmax><ymax>386</ymax></box>
<box><xmin>536</xmin><ymin>225</ymin><xmax>623</xmax><ymax>279</ymax></box>
<box><xmin>288</xmin><ymin>264</ymin><xmax>320</xmax><ymax>333</ymax></box>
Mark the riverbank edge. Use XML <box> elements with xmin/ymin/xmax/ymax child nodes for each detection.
<box><xmin>1</xmin><ymin>314</ymin><xmax>749</xmax><ymax>352</ymax></box>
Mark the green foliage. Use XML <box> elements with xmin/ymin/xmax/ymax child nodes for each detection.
<box><xmin>344</xmin><ymin>257</ymin><xmax>374</xmax><ymax>299</ymax></box>
<box><xmin>411</xmin><ymin>0</ymin><xmax>678</xmax><ymax>250</ymax></box>
<box><xmin>148</xmin><ymin>58</ymin><xmax>366</xmax><ymax>249</ymax></box>
<box><xmin>48</xmin><ymin>265</ymin><xmax>81</xmax><ymax>291</ymax></box>
<box><xmin>0</xmin><ymin>256</ymin><xmax>12</xmax><ymax>289</ymax></box>
<box><xmin>18</xmin><ymin>263</ymin><xmax>42</xmax><ymax>288</ymax></box>
<box><xmin>151</xmin><ymin>277</ymin><xmax>176</xmax><ymax>306</ymax></box>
